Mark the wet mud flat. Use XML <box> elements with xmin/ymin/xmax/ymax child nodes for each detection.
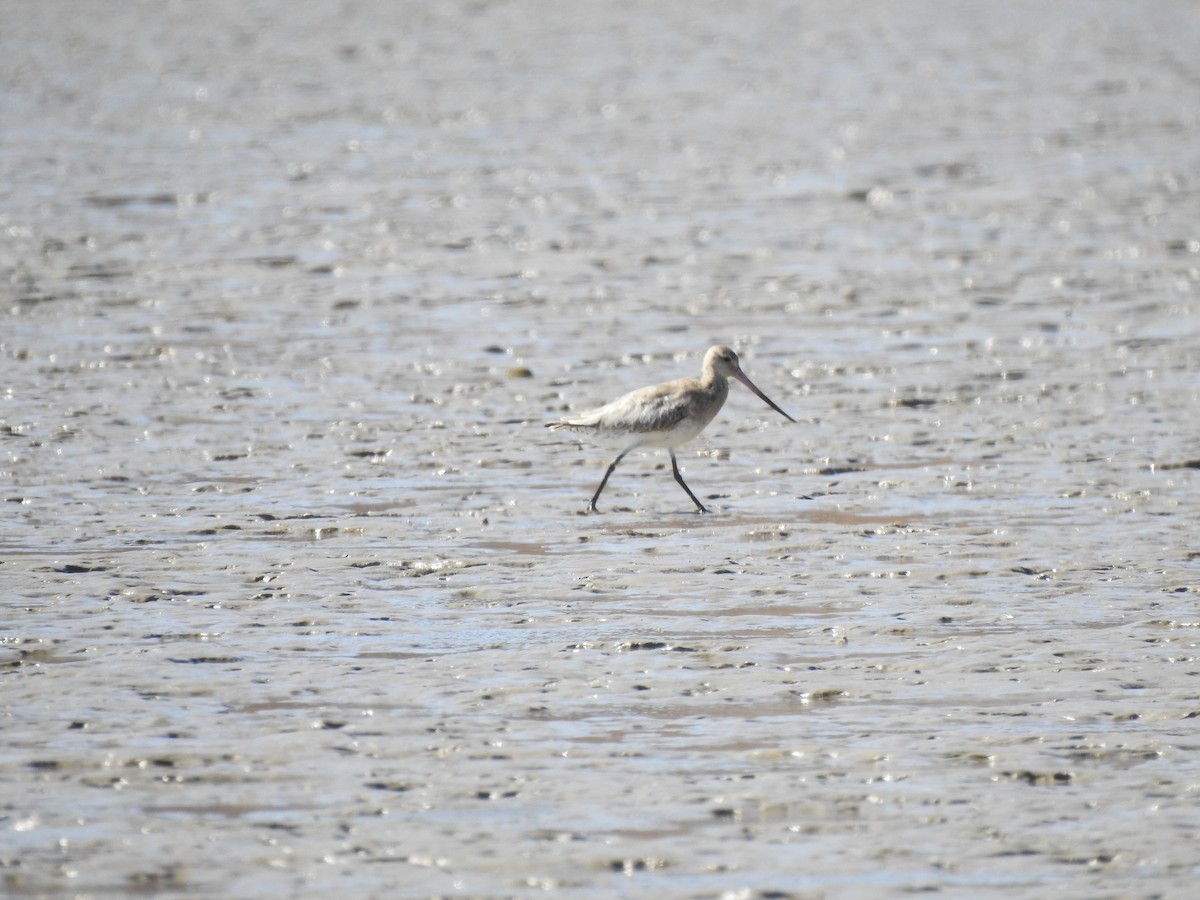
<box><xmin>3</xmin><ymin>1</ymin><xmax>1200</xmax><ymax>897</ymax></box>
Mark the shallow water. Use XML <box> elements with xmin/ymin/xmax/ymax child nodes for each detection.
<box><xmin>3</xmin><ymin>1</ymin><xmax>1200</xmax><ymax>897</ymax></box>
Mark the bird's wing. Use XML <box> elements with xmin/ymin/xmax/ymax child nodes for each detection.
<box><xmin>550</xmin><ymin>380</ymin><xmax>693</xmax><ymax>435</ymax></box>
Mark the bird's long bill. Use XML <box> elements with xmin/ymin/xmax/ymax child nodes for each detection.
<box><xmin>733</xmin><ymin>368</ymin><xmax>797</xmax><ymax>423</ymax></box>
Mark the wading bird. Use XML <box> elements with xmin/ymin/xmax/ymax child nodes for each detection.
<box><xmin>547</xmin><ymin>345</ymin><xmax>795</xmax><ymax>513</ymax></box>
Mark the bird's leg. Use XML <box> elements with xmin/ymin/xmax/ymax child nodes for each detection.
<box><xmin>589</xmin><ymin>448</ymin><xmax>631</xmax><ymax>513</ymax></box>
<box><xmin>670</xmin><ymin>450</ymin><xmax>709</xmax><ymax>514</ymax></box>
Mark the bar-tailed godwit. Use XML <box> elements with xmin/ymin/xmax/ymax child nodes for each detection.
<box><xmin>547</xmin><ymin>345</ymin><xmax>795</xmax><ymax>513</ymax></box>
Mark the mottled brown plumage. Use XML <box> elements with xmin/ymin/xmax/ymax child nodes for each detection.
<box><xmin>548</xmin><ymin>345</ymin><xmax>795</xmax><ymax>513</ymax></box>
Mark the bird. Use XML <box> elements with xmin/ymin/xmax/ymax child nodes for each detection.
<box><xmin>547</xmin><ymin>345</ymin><xmax>795</xmax><ymax>513</ymax></box>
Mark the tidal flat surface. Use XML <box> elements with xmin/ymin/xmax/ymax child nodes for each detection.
<box><xmin>2</xmin><ymin>1</ymin><xmax>1199</xmax><ymax>897</ymax></box>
